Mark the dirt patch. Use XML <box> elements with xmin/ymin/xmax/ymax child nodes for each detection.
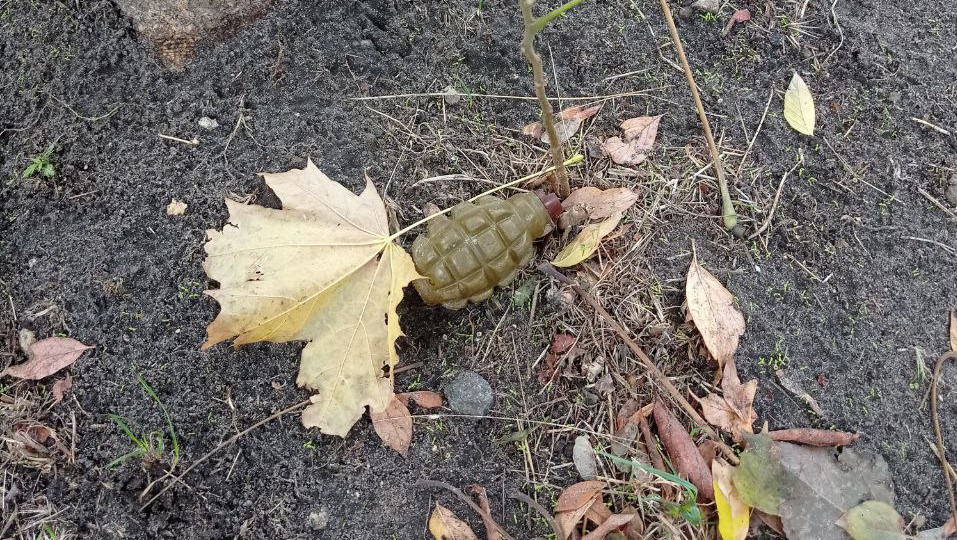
<box><xmin>1</xmin><ymin>0</ymin><xmax>955</xmax><ymax>538</ymax></box>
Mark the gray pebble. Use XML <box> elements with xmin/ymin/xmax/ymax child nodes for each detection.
<box><xmin>678</xmin><ymin>6</ymin><xmax>694</xmax><ymax>19</ymax></box>
<box><xmin>944</xmin><ymin>175</ymin><xmax>957</xmax><ymax>206</ymax></box>
<box><xmin>445</xmin><ymin>371</ymin><xmax>493</xmax><ymax>416</ymax></box>
<box><xmin>690</xmin><ymin>0</ymin><xmax>719</xmax><ymax>14</ymax></box>
<box><xmin>198</xmin><ymin>116</ymin><xmax>219</xmax><ymax>130</ymax></box>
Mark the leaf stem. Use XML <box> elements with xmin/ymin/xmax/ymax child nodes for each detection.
<box><xmin>530</xmin><ymin>0</ymin><xmax>587</xmax><ymax>33</ymax></box>
<box><xmin>385</xmin><ymin>154</ymin><xmax>582</xmax><ymax>242</ymax></box>
<box><xmin>520</xmin><ymin>0</ymin><xmax>570</xmax><ymax>197</ymax></box>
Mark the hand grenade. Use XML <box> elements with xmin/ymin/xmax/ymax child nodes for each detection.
<box><xmin>412</xmin><ymin>192</ymin><xmax>561</xmax><ymax>309</ymax></box>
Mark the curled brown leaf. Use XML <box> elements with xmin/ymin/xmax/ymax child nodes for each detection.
<box><xmin>768</xmin><ymin>428</ymin><xmax>860</xmax><ymax>447</ymax></box>
<box><xmin>654</xmin><ymin>399</ymin><xmax>714</xmax><ymax>500</ymax></box>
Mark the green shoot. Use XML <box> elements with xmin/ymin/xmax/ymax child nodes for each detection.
<box><xmin>108</xmin><ymin>375</ymin><xmax>180</xmax><ymax>469</ymax></box>
<box><xmin>597</xmin><ymin>450</ymin><xmax>702</xmax><ymax>525</ymax></box>
<box><xmin>22</xmin><ymin>144</ymin><xmax>56</xmax><ymax>180</ymax></box>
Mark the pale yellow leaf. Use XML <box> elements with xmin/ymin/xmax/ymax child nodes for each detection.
<box><xmin>202</xmin><ymin>159</ymin><xmax>422</xmax><ymax>437</ymax></box>
<box><xmin>713</xmin><ymin>459</ymin><xmax>750</xmax><ymax>540</ymax></box>
<box><xmin>563</xmin><ymin>187</ymin><xmax>640</xmax><ymax>220</ymax></box>
<box><xmin>784</xmin><ymin>72</ymin><xmax>815</xmax><ymax>135</ymax></box>
<box><xmin>685</xmin><ymin>251</ymin><xmax>745</xmax><ymax>369</ymax></box>
<box><xmin>429</xmin><ymin>502</ymin><xmax>479</xmax><ymax>540</ymax></box>
<box><xmin>552</xmin><ymin>212</ymin><xmax>623</xmax><ymax>268</ymax></box>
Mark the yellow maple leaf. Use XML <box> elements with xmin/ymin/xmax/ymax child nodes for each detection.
<box><xmin>202</xmin><ymin>159</ymin><xmax>422</xmax><ymax>436</ymax></box>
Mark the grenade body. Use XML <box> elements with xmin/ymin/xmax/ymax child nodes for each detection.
<box><xmin>412</xmin><ymin>192</ymin><xmax>551</xmax><ymax>309</ymax></box>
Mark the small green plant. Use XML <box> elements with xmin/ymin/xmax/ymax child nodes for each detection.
<box><xmin>22</xmin><ymin>144</ymin><xmax>56</xmax><ymax>180</ymax></box>
<box><xmin>599</xmin><ymin>450</ymin><xmax>702</xmax><ymax>525</ymax></box>
<box><xmin>108</xmin><ymin>375</ymin><xmax>180</xmax><ymax>469</ymax></box>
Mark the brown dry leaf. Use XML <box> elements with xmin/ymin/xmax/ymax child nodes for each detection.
<box><xmin>654</xmin><ymin>398</ymin><xmax>714</xmax><ymax>500</ymax></box>
<box><xmin>468</xmin><ymin>484</ymin><xmax>503</xmax><ymax>540</ymax></box>
<box><xmin>699</xmin><ymin>359</ymin><xmax>756</xmax><ymax>441</ymax></box>
<box><xmin>722</xmin><ymin>8</ymin><xmax>751</xmax><ymax>36</ymax></box>
<box><xmin>584</xmin><ymin>499</ymin><xmax>612</xmax><ymax>526</ymax></box>
<box><xmin>556</xmin><ymin>480</ymin><xmax>605</xmax><ymax>512</ymax></box>
<box><xmin>949</xmin><ymin>310</ymin><xmax>956</xmax><ymax>352</ymax></box>
<box><xmin>616</xmin><ymin>399</ymin><xmax>640</xmax><ymax>430</ymax></box>
<box><xmin>51</xmin><ymin>375</ymin><xmax>73</xmax><ymax>404</ymax></box>
<box><xmin>552</xmin><ymin>333</ymin><xmax>577</xmax><ymax>354</ymax></box>
<box><xmin>166</xmin><ymin>198</ymin><xmax>188</xmax><ymax>216</ymax></box>
<box><xmin>202</xmin><ymin>160</ymin><xmax>422</xmax><ymax>437</ymax></box>
<box><xmin>523</xmin><ymin>105</ymin><xmax>600</xmax><ymax>144</ymax></box>
<box><xmin>370</xmin><ymin>394</ymin><xmax>412</xmax><ymax>456</ymax></box>
<box><xmin>685</xmin><ymin>250</ymin><xmax>745</xmax><ymax>370</ymax></box>
<box><xmin>397</xmin><ymin>390</ymin><xmax>443</xmax><ymax>409</ymax></box>
<box><xmin>2</xmin><ymin>337</ymin><xmax>93</xmax><ymax>380</ymax></box>
<box><xmin>428</xmin><ymin>501</ymin><xmax>479</xmax><ymax>540</ymax></box>
<box><xmin>581</xmin><ymin>513</ymin><xmax>636</xmax><ymax>540</ymax></box>
<box><xmin>769</xmin><ymin>428</ymin><xmax>859</xmax><ymax>447</ymax></box>
<box><xmin>602</xmin><ymin>115</ymin><xmax>662</xmax><ymax>167</ymax></box>
<box><xmin>563</xmin><ymin>187</ymin><xmax>640</xmax><ymax>221</ymax></box>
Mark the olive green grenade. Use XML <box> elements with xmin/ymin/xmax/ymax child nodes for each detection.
<box><xmin>412</xmin><ymin>192</ymin><xmax>561</xmax><ymax>309</ymax></box>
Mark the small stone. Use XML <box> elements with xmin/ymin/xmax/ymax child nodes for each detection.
<box><xmin>307</xmin><ymin>510</ymin><xmax>328</xmax><ymax>530</ymax></box>
<box><xmin>572</xmin><ymin>435</ymin><xmax>598</xmax><ymax>480</ymax></box>
<box><xmin>445</xmin><ymin>371</ymin><xmax>493</xmax><ymax>416</ymax></box>
<box><xmin>690</xmin><ymin>0</ymin><xmax>719</xmax><ymax>14</ymax></box>
<box><xmin>198</xmin><ymin>116</ymin><xmax>219</xmax><ymax>130</ymax></box>
<box><xmin>887</xmin><ymin>91</ymin><xmax>902</xmax><ymax>104</ymax></box>
<box><xmin>442</xmin><ymin>84</ymin><xmax>463</xmax><ymax>105</ymax></box>
<box><xmin>166</xmin><ymin>199</ymin><xmax>188</xmax><ymax>216</ymax></box>
<box><xmin>769</xmin><ymin>31</ymin><xmax>783</xmax><ymax>46</ymax></box>
<box><xmin>944</xmin><ymin>180</ymin><xmax>957</xmax><ymax>206</ymax></box>
<box><xmin>678</xmin><ymin>6</ymin><xmax>694</xmax><ymax>19</ymax></box>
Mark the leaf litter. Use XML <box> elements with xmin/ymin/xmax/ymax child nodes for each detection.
<box><xmin>685</xmin><ymin>249</ymin><xmax>745</xmax><ymax>371</ymax></box>
<box><xmin>601</xmin><ymin>115</ymin><xmax>662</xmax><ymax>166</ymax></box>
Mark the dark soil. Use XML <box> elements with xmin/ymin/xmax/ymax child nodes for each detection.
<box><xmin>2</xmin><ymin>0</ymin><xmax>955</xmax><ymax>538</ymax></box>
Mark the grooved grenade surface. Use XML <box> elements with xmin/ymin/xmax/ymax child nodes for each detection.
<box><xmin>412</xmin><ymin>192</ymin><xmax>551</xmax><ymax>309</ymax></box>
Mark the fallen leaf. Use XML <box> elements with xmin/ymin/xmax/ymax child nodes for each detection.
<box><xmin>950</xmin><ymin>310</ymin><xmax>956</xmax><ymax>352</ymax></box>
<box><xmin>733</xmin><ymin>431</ymin><xmax>896</xmax><ymax>540</ymax></box>
<box><xmin>51</xmin><ymin>375</ymin><xmax>73</xmax><ymax>404</ymax></box>
<box><xmin>755</xmin><ymin>510</ymin><xmax>785</xmax><ymax>535</ymax></box>
<box><xmin>552</xmin><ymin>212</ymin><xmax>623</xmax><ymax>267</ymax></box>
<box><xmin>429</xmin><ymin>501</ymin><xmax>479</xmax><ymax>540</ymax></box>
<box><xmin>551</xmin><ymin>333</ymin><xmax>577</xmax><ymax>354</ymax></box>
<box><xmin>370</xmin><ymin>394</ymin><xmax>412</xmax><ymax>456</ymax></box>
<box><xmin>2</xmin><ymin>337</ymin><xmax>93</xmax><ymax>380</ymax></box>
<box><xmin>523</xmin><ymin>105</ymin><xmax>600</xmax><ymax>144</ymax></box>
<box><xmin>202</xmin><ymin>160</ymin><xmax>422</xmax><ymax>437</ymax></box>
<box><xmin>555</xmin><ymin>481</ymin><xmax>604</xmax><ymax>540</ymax></box>
<box><xmin>584</xmin><ymin>499</ymin><xmax>613</xmax><ymax>526</ymax></box>
<box><xmin>563</xmin><ymin>187</ymin><xmax>640</xmax><ymax>220</ymax></box>
<box><xmin>16</xmin><ymin>423</ymin><xmax>51</xmax><ymax>444</ymax></box>
<box><xmin>769</xmin><ymin>428</ymin><xmax>859</xmax><ymax>446</ymax></box>
<box><xmin>166</xmin><ymin>198</ymin><xmax>188</xmax><ymax>216</ymax></box>
<box><xmin>556</xmin><ymin>480</ymin><xmax>605</xmax><ymax>512</ymax></box>
<box><xmin>616</xmin><ymin>399</ymin><xmax>640</xmax><ymax>430</ymax></box>
<box><xmin>581</xmin><ymin>513</ymin><xmax>636</xmax><ymax>540</ymax></box>
<box><xmin>784</xmin><ymin>72</ymin><xmax>816</xmax><ymax>136</ymax></box>
<box><xmin>602</xmin><ymin>115</ymin><xmax>662</xmax><ymax>167</ymax></box>
<box><xmin>722</xmin><ymin>8</ymin><xmax>751</xmax><ymax>36</ymax></box>
<box><xmin>713</xmin><ymin>458</ymin><xmax>750</xmax><ymax>540</ymax></box>
<box><xmin>573</xmin><ymin>434</ymin><xmax>598</xmax><ymax>480</ymax></box>
<box><xmin>698</xmin><ymin>359</ymin><xmax>757</xmax><ymax>441</ymax></box>
<box><xmin>522</xmin><ymin>121</ymin><xmax>544</xmax><ymax>139</ymax></box>
<box><xmin>917</xmin><ymin>514</ymin><xmax>956</xmax><ymax>540</ymax></box>
<box><xmin>397</xmin><ymin>390</ymin><xmax>443</xmax><ymax>409</ymax></box>
<box><xmin>775</xmin><ymin>369</ymin><xmax>823</xmax><ymax>416</ymax></box>
<box><xmin>654</xmin><ymin>398</ymin><xmax>714</xmax><ymax>500</ymax></box>
<box><xmin>685</xmin><ymin>251</ymin><xmax>745</xmax><ymax>370</ymax></box>
<box><xmin>468</xmin><ymin>484</ymin><xmax>503</xmax><ymax>540</ymax></box>
<box><xmin>837</xmin><ymin>500</ymin><xmax>906</xmax><ymax>540</ymax></box>
<box><xmin>620</xmin><ymin>116</ymin><xmax>662</xmax><ymax>150</ymax></box>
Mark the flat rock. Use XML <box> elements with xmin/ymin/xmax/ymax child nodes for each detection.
<box><xmin>445</xmin><ymin>371</ymin><xmax>493</xmax><ymax>416</ymax></box>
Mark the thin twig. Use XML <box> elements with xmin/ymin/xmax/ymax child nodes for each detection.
<box><xmin>140</xmin><ymin>399</ymin><xmax>311</xmax><ymax>510</ymax></box>
<box><xmin>508</xmin><ymin>492</ymin><xmax>563</xmax><ymax>539</ymax></box>
<box><xmin>538</xmin><ymin>263</ymin><xmax>739</xmax><ymax>465</ymax></box>
<box><xmin>520</xmin><ymin>0</ymin><xmax>569</xmax><ymax>197</ymax></box>
<box><xmin>931</xmin><ymin>352</ymin><xmax>957</xmax><ymax>523</ymax></box>
<box><xmin>917</xmin><ymin>187</ymin><xmax>957</xmax><ymax>222</ymax></box>
<box><xmin>734</xmin><ymin>91</ymin><xmax>774</xmax><ymax>179</ymax></box>
<box><xmin>416</xmin><ymin>479</ymin><xmax>516</xmax><ymax>540</ymax></box>
<box><xmin>656</xmin><ymin>0</ymin><xmax>737</xmax><ymax>231</ymax></box>
<box><xmin>749</xmin><ymin>160</ymin><xmax>801</xmax><ymax>240</ymax></box>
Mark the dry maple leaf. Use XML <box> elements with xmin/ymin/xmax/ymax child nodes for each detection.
<box><xmin>685</xmin><ymin>250</ymin><xmax>745</xmax><ymax>370</ymax></box>
<box><xmin>2</xmin><ymin>337</ymin><xmax>93</xmax><ymax>380</ymax></box>
<box><xmin>202</xmin><ymin>160</ymin><xmax>422</xmax><ymax>436</ymax></box>
<box><xmin>699</xmin><ymin>358</ymin><xmax>758</xmax><ymax>442</ymax></box>
<box><xmin>370</xmin><ymin>394</ymin><xmax>413</xmax><ymax>456</ymax></box>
